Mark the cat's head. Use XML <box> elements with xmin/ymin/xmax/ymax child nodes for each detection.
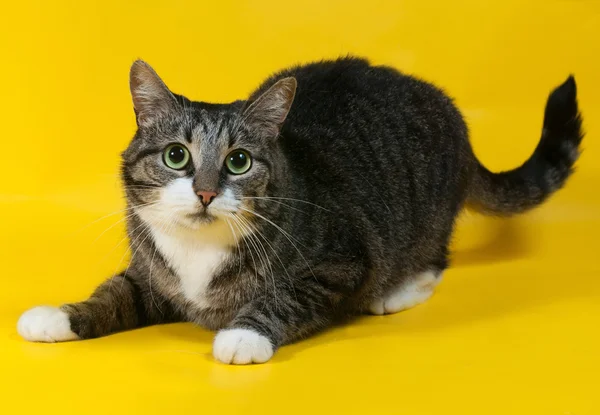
<box><xmin>121</xmin><ymin>61</ymin><xmax>296</xmax><ymax>234</ymax></box>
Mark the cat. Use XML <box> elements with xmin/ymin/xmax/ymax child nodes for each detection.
<box><xmin>17</xmin><ymin>57</ymin><xmax>583</xmax><ymax>364</ymax></box>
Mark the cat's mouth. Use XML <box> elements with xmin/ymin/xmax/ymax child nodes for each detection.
<box><xmin>185</xmin><ymin>209</ymin><xmax>217</xmax><ymax>225</ymax></box>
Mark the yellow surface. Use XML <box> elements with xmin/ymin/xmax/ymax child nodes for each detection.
<box><xmin>1</xmin><ymin>1</ymin><xmax>599</xmax><ymax>413</ymax></box>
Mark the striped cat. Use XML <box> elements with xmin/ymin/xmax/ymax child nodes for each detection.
<box><xmin>18</xmin><ymin>58</ymin><xmax>583</xmax><ymax>364</ymax></box>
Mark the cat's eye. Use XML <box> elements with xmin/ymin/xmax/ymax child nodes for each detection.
<box><xmin>225</xmin><ymin>150</ymin><xmax>252</xmax><ymax>175</ymax></box>
<box><xmin>163</xmin><ymin>144</ymin><xmax>190</xmax><ymax>170</ymax></box>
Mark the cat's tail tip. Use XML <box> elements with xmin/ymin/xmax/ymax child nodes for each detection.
<box><xmin>545</xmin><ymin>75</ymin><xmax>579</xmax><ymax>130</ymax></box>
<box><xmin>467</xmin><ymin>75</ymin><xmax>584</xmax><ymax>216</ymax></box>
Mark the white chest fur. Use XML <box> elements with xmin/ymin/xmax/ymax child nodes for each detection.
<box><xmin>149</xmin><ymin>225</ymin><xmax>232</xmax><ymax>308</ymax></box>
<box><xmin>136</xmin><ymin>177</ymin><xmax>240</xmax><ymax>308</ymax></box>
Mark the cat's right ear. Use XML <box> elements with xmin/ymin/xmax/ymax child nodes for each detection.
<box><xmin>129</xmin><ymin>60</ymin><xmax>179</xmax><ymax>127</ymax></box>
<box><xmin>243</xmin><ymin>77</ymin><xmax>297</xmax><ymax>140</ymax></box>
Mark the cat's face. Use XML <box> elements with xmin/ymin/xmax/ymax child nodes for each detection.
<box><xmin>121</xmin><ymin>61</ymin><xmax>296</xmax><ymax>234</ymax></box>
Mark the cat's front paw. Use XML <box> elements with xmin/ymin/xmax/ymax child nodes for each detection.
<box><xmin>213</xmin><ymin>328</ymin><xmax>273</xmax><ymax>365</ymax></box>
<box><xmin>17</xmin><ymin>306</ymin><xmax>79</xmax><ymax>343</ymax></box>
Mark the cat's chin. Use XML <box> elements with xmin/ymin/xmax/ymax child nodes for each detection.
<box><xmin>136</xmin><ymin>205</ymin><xmax>234</xmax><ymax>234</ymax></box>
<box><xmin>182</xmin><ymin>211</ymin><xmax>219</xmax><ymax>228</ymax></box>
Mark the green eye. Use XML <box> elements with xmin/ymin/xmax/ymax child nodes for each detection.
<box><xmin>225</xmin><ymin>150</ymin><xmax>252</xmax><ymax>175</ymax></box>
<box><xmin>163</xmin><ymin>144</ymin><xmax>190</xmax><ymax>170</ymax></box>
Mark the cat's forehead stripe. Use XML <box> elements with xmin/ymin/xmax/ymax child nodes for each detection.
<box><xmin>187</xmin><ymin>111</ymin><xmax>234</xmax><ymax>147</ymax></box>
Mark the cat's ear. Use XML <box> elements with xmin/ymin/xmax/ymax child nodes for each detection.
<box><xmin>129</xmin><ymin>60</ymin><xmax>179</xmax><ymax>127</ymax></box>
<box><xmin>243</xmin><ymin>77</ymin><xmax>297</xmax><ymax>139</ymax></box>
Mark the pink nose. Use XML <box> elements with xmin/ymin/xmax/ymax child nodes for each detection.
<box><xmin>197</xmin><ymin>191</ymin><xmax>218</xmax><ymax>207</ymax></box>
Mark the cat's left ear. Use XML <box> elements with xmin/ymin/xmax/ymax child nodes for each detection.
<box><xmin>243</xmin><ymin>77</ymin><xmax>297</xmax><ymax>139</ymax></box>
<box><xmin>129</xmin><ymin>60</ymin><xmax>179</xmax><ymax>127</ymax></box>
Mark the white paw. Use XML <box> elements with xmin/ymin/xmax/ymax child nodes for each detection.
<box><xmin>369</xmin><ymin>270</ymin><xmax>440</xmax><ymax>315</ymax></box>
<box><xmin>213</xmin><ymin>328</ymin><xmax>273</xmax><ymax>365</ymax></box>
<box><xmin>17</xmin><ymin>306</ymin><xmax>79</xmax><ymax>342</ymax></box>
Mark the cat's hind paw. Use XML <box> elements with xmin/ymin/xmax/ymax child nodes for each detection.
<box><xmin>213</xmin><ymin>328</ymin><xmax>273</xmax><ymax>365</ymax></box>
<box><xmin>17</xmin><ymin>306</ymin><xmax>79</xmax><ymax>342</ymax></box>
<box><xmin>369</xmin><ymin>270</ymin><xmax>440</xmax><ymax>315</ymax></box>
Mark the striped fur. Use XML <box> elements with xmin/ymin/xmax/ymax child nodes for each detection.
<box><xmin>18</xmin><ymin>58</ymin><xmax>583</xmax><ymax>364</ymax></box>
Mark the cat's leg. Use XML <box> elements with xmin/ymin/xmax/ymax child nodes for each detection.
<box><xmin>17</xmin><ymin>272</ymin><xmax>175</xmax><ymax>342</ymax></box>
<box><xmin>212</xmin><ymin>263</ymin><xmax>363</xmax><ymax>365</ymax></box>
<box><xmin>368</xmin><ymin>270</ymin><xmax>442</xmax><ymax>315</ymax></box>
<box><xmin>212</xmin><ymin>292</ymin><xmax>330</xmax><ymax>365</ymax></box>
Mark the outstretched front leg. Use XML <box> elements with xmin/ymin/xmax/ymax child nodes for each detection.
<box><xmin>17</xmin><ymin>271</ymin><xmax>177</xmax><ymax>342</ymax></box>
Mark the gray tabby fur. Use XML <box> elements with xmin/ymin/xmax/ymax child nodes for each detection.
<box><xmin>19</xmin><ymin>57</ymin><xmax>583</xmax><ymax>364</ymax></box>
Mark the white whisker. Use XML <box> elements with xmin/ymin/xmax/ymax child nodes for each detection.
<box><xmin>229</xmin><ymin>214</ymin><xmax>260</xmax><ymax>300</ymax></box>
<box><xmin>236</xmin><ymin>214</ymin><xmax>279</xmax><ymax>309</ymax></box>
<box><xmin>71</xmin><ymin>200</ymin><xmax>159</xmax><ymax>237</ymax></box>
<box><xmin>238</xmin><ymin>214</ymin><xmax>297</xmax><ymax>302</ymax></box>
<box><xmin>108</xmin><ymin>220</ymin><xmax>151</xmax><ymax>295</ymax></box>
<box><xmin>223</xmin><ymin>216</ymin><xmax>243</xmax><ymax>278</ymax></box>
<box><xmin>234</xmin><ymin>214</ymin><xmax>274</xmax><ymax>302</ymax></box>
<box><xmin>242</xmin><ymin>196</ymin><xmax>331</xmax><ymax>212</ymax></box>
<box><xmin>92</xmin><ymin>203</ymin><xmax>159</xmax><ymax>244</ymax></box>
<box><xmin>147</xmin><ymin>206</ymin><xmax>181</xmax><ymax>314</ymax></box>
<box><xmin>240</xmin><ymin>207</ymin><xmax>316</xmax><ymax>282</ymax></box>
<box><xmin>241</xmin><ymin>197</ymin><xmax>308</xmax><ymax>215</ymax></box>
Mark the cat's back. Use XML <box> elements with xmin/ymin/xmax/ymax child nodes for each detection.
<box><xmin>250</xmin><ymin>56</ymin><xmax>465</xmax><ymax>143</ymax></box>
<box><xmin>251</xmin><ymin>57</ymin><xmax>470</xmax><ymax>194</ymax></box>
<box><xmin>249</xmin><ymin>57</ymin><xmax>472</xmax><ymax>289</ymax></box>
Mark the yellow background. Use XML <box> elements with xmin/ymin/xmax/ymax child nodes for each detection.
<box><xmin>1</xmin><ymin>0</ymin><xmax>599</xmax><ymax>414</ymax></box>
